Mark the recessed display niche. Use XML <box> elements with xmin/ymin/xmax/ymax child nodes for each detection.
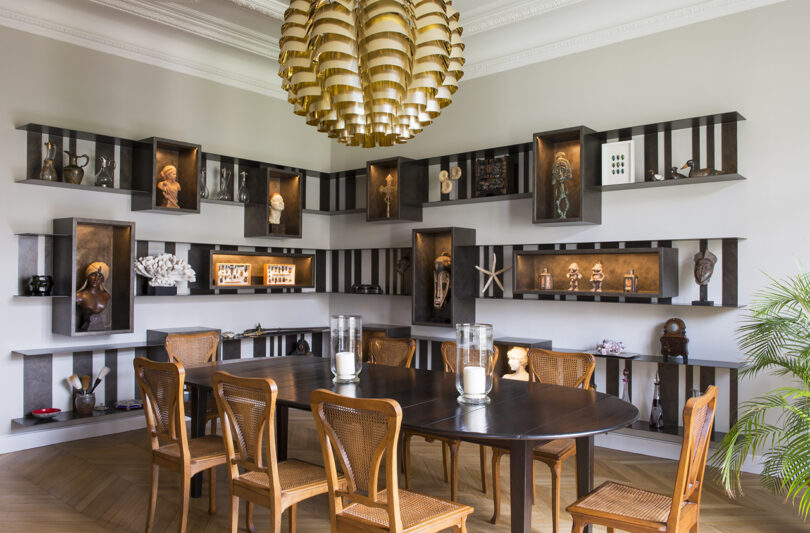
<box><xmin>132</xmin><ymin>137</ymin><xmax>201</xmax><ymax>213</ymax></box>
<box><xmin>244</xmin><ymin>167</ymin><xmax>302</xmax><ymax>238</ymax></box>
<box><xmin>208</xmin><ymin>250</ymin><xmax>313</xmax><ymax>290</ymax></box>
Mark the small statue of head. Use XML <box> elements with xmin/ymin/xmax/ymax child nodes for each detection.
<box><xmin>506</xmin><ymin>346</ymin><xmax>528</xmax><ymax>372</ymax></box>
<box><xmin>160</xmin><ymin>164</ymin><xmax>177</xmax><ymax>182</ymax></box>
<box><xmin>270</xmin><ymin>192</ymin><xmax>285</xmax><ymax>210</ymax></box>
<box><xmin>81</xmin><ymin>261</ymin><xmax>110</xmax><ymax>291</ymax></box>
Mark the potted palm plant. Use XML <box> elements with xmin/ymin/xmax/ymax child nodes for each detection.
<box><xmin>711</xmin><ymin>271</ymin><xmax>810</xmax><ymax>518</ymax></box>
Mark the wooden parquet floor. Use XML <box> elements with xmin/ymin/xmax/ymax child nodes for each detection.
<box><xmin>0</xmin><ymin>411</ymin><xmax>806</xmax><ymax>532</ymax></box>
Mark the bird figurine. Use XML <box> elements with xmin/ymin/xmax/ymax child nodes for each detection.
<box><xmin>680</xmin><ymin>159</ymin><xmax>722</xmax><ymax>177</ymax></box>
<box><xmin>670</xmin><ymin>166</ymin><xmax>688</xmax><ymax>180</ymax></box>
<box><xmin>648</xmin><ymin>170</ymin><xmax>665</xmax><ymax>181</ymax></box>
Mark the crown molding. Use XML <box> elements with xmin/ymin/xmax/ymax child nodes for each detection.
<box><xmin>87</xmin><ymin>0</ymin><xmax>279</xmax><ymax>58</ymax></box>
<box><xmin>0</xmin><ymin>4</ymin><xmax>288</xmax><ymax>99</ymax></box>
<box><xmin>227</xmin><ymin>0</ymin><xmax>286</xmax><ymax>20</ymax></box>
<box><xmin>463</xmin><ymin>0</ymin><xmax>584</xmax><ymax>36</ymax></box>
<box><xmin>464</xmin><ymin>0</ymin><xmax>787</xmax><ymax>80</ymax></box>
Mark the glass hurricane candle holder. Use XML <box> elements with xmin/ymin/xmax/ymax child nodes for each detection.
<box><xmin>330</xmin><ymin>314</ymin><xmax>362</xmax><ymax>383</ymax></box>
<box><xmin>455</xmin><ymin>323</ymin><xmax>494</xmax><ymax>405</ymax></box>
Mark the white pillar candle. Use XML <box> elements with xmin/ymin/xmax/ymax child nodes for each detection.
<box><xmin>336</xmin><ymin>351</ymin><xmax>356</xmax><ymax>377</ymax></box>
<box><xmin>463</xmin><ymin>366</ymin><xmax>486</xmax><ymax>395</ymax></box>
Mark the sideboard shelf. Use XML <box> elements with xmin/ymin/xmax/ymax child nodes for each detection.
<box><xmin>12</xmin><ymin>408</ymin><xmax>142</xmax><ymax>433</ymax></box>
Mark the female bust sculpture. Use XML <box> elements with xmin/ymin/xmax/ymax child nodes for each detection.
<box><xmin>76</xmin><ymin>262</ymin><xmax>111</xmax><ymax>331</ymax></box>
<box><xmin>503</xmin><ymin>346</ymin><xmax>529</xmax><ymax>381</ymax></box>
<box><xmin>157</xmin><ymin>163</ymin><xmax>181</xmax><ymax>208</ymax></box>
<box><xmin>269</xmin><ymin>192</ymin><xmax>285</xmax><ymax>224</ymax></box>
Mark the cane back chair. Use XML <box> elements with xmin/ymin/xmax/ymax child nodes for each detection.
<box><xmin>567</xmin><ymin>385</ymin><xmax>718</xmax><ymax>533</ymax></box>
<box><xmin>490</xmin><ymin>349</ymin><xmax>596</xmax><ymax>531</ymax></box>
<box><xmin>311</xmin><ymin>389</ymin><xmax>473</xmax><ymax>533</ymax></box>
<box><xmin>402</xmin><ymin>342</ymin><xmax>499</xmax><ymax>500</ymax></box>
<box><xmin>165</xmin><ymin>331</ymin><xmax>220</xmax><ymax>433</ymax></box>
<box><xmin>368</xmin><ymin>336</ymin><xmax>417</xmax><ymax>368</ymax></box>
<box><xmin>212</xmin><ymin>372</ymin><xmax>336</xmax><ymax>533</ymax></box>
<box><xmin>133</xmin><ymin>357</ymin><xmax>226</xmax><ymax>533</ymax></box>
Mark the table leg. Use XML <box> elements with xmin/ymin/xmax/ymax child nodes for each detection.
<box><xmin>575</xmin><ymin>436</ymin><xmax>594</xmax><ymax>533</ymax></box>
<box><xmin>508</xmin><ymin>440</ymin><xmax>533</xmax><ymax>533</ymax></box>
<box><xmin>276</xmin><ymin>405</ymin><xmax>289</xmax><ymax>462</ymax></box>
<box><xmin>189</xmin><ymin>386</ymin><xmax>207</xmax><ymax>498</ymax></box>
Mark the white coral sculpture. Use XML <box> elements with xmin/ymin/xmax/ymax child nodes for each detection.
<box><xmin>134</xmin><ymin>253</ymin><xmax>196</xmax><ymax>287</ymax></box>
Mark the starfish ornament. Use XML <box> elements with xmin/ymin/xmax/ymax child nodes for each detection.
<box><xmin>475</xmin><ymin>252</ymin><xmax>511</xmax><ymax>295</ymax></box>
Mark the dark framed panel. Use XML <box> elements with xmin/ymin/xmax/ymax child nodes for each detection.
<box><xmin>513</xmin><ymin>247</ymin><xmax>678</xmax><ymax>298</ymax></box>
<box><xmin>366</xmin><ymin>157</ymin><xmax>426</xmax><ymax>222</ymax></box>
<box><xmin>132</xmin><ymin>137</ymin><xmax>201</xmax><ymax>213</ymax></box>
<box><xmin>533</xmin><ymin>126</ymin><xmax>601</xmax><ymax>225</ymax></box>
<box><xmin>244</xmin><ymin>167</ymin><xmax>303</xmax><ymax>238</ymax></box>
<box><xmin>52</xmin><ymin>218</ymin><xmax>135</xmax><ymax>336</ymax></box>
<box><xmin>208</xmin><ymin>250</ymin><xmax>313</xmax><ymax>290</ymax></box>
<box><xmin>412</xmin><ymin>227</ymin><xmax>476</xmax><ymax>328</ymax></box>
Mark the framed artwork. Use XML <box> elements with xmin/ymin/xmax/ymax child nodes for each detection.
<box><xmin>473</xmin><ymin>156</ymin><xmax>510</xmax><ymax>197</ymax></box>
<box><xmin>263</xmin><ymin>263</ymin><xmax>296</xmax><ymax>286</ymax></box>
<box><xmin>215</xmin><ymin>263</ymin><xmax>252</xmax><ymax>286</ymax></box>
<box><xmin>601</xmin><ymin>140</ymin><xmax>634</xmax><ymax>186</ymax></box>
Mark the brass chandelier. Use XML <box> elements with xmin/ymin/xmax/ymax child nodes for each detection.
<box><xmin>278</xmin><ymin>0</ymin><xmax>464</xmax><ymax>148</ymax></box>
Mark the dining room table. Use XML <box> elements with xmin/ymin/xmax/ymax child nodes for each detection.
<box><xmin>183</xmin><ymin>355</ymin><xmax>639</xmax><ymax>533</ymax></box>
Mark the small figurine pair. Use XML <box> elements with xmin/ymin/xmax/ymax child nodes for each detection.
<box><xmin>567</xmin><ymin>262</ymin><xmax>603</xmax><ymax>292</ymax></box>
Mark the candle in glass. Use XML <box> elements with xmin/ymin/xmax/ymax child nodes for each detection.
<box><xmin>330</xmin><ymin>314</ymin><xmax>362</xmax><ymax>383</ymax></box>
<box><xmin>455</xmin><ymin>323</ymin><xmax>494</xmax><ymax>404</ymax></box>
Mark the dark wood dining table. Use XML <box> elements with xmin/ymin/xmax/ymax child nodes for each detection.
<box><xmin>184</xmin><ymin>356</ymin><xmax>638</xmax><ymax>533</ymax></box>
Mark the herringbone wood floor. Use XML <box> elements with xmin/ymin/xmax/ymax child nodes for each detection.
<box><xmin>0</xmin><ymin>411</ymin><xmax>805</xmax><ymax>532</ymax></box>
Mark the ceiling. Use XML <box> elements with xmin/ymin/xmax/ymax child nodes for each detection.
<box><xmin>0</xmin><ymin>0</ymin><xmax>786</xmax><ymax>98</ymax></box>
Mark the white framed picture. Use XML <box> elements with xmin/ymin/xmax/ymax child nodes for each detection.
<box><xmin>601</xmin><ymin>141</ymin><xmax>634</xmax><ymax>186</ymax></box>
<box><xmin>215</xmin><ymin>263</ymin><xmax>252</xmax><ymax>286</ymax></box>
<box><xmin>263</xmin><ymin>263</ymin><xmax>296</xmax><ymax>286</ymax></box>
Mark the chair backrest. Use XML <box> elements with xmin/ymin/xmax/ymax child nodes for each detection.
<box><xmin>133</xmin><ymin>357</ymin><xmax>188</xmax><ymax>456</ymax></box>
<box><xmin>311</xmin><ymin>389</ymin><xmax>403</xmax><ymax>532</ymax></box>
<box><xmin>440</xmin><ymin>341</ymin><xmax>500</xmax><ymax>373</ymax></box>
<box><xmin>668</xmin><ymin>385</ymin><xmax>717</xmax><ymax>530</ymax></box>
<box><xmin>165</xmin><ymin>331</ymin><xmax>220</xmax><ymax>367</ymax></box>
<box><xmin>527</xmin><ymin>349</ymin><xmax>595</xmax><ymax>389</ymax></box>
<box><xmin>212</xmin><ymin>372</ymin><xmax>281</xmax><ymax>503</ymax></box>
<box><xmin>368</xmin><ymin>336</ymin><xmax>416</xmax><ymax>368</ymax></box>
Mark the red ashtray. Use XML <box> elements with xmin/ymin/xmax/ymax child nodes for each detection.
<box><xmin>32</xmin><ymin>408</ymin><xmax>61</xmax><ymax>419</ymax></box>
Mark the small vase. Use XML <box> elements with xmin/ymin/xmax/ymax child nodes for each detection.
<box><xmin>40</xmin><ymin>142</ymin><xmax>58</xmax><ymax>181</ymax></box>
<box><xmin>217</xmin><ymin>168</ymin><xmax>233</xmax><ymax>201</ymax></box>
<box><xmin>330</xmin><ymin>315</ymin><xmax>362</xmax><ymax>383</ymax></box>
<box><xmin>649</xmin><ymin>372</ymin><xmax>664</xmax><ymax>429</ymax></box>
<box><xmin>27</xmin><ymin>275</ymin><xmax>53</xmax><ymax>296</ymax></box>
<box><xmin>456</xmin><ymin>323</ymin><xmax>494</xmax><ymax>405</ymax></box>
<box><xmin>238</xmin><ymin>171</ymin><xmax>250</xmax><ymax>203</ymax></box>
<box><xmin>94</xmin><ymin>155</ymin><xmax>115</xmax><ymax>188</ymax></box>
<box><xmin>199</xmin><ymin>169</ymin><xmax>209</xmax><ymax>199</ymax></box>
<box><xmin>63</xmin><ymin>151</ymin><xmax>89</xmax><ymax>185</ymax></box>
<box><xmin>74</xmin><ymin>393</ymin><xmax>95</xmax><ymax>416</ymax></box>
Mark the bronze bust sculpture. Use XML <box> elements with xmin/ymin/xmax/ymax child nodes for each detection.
<box><xmin>76</xmin><ymin>262</ymin><xmax>111</xmax><ymax>332</ymax></box>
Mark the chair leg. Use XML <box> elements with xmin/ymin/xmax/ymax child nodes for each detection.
<box><xmin>532</xmin><ymin>461</ymin><xmax>536</xmax><ymax>505</ymax></box>
<box><xmin>442</xmin><ymin>441</ymin><xmax>449</xmax><ymax>482</ymax></box>
<box><xmin>453</xmin><ymin>516</ymin><xmax>468</xmax><ymax>532</ymax></box>
<box><xmin>550</xmin><ymin>462</ymin><xmax>561</xmax><ymax>533</ymax></box>
<box><xmin>145</xmin><ymin>463</ymin><xmax>159</xmax><ymax>533</ymax></box>
<box><xmin>570</xmin><ymin>516</ymin><xmax>585</xmax><ymax>533</ymax></box>
<box><xmin>178</xmin><ymin>472</ymin><xmax>190</xmax><ymax>533</ymax></box>
<box><xmin>479</xmin><ymin>445</ymin><xmax>488</xmax><ymax>494</ymax></box>
<box><xmin>607</xmin><ymin>528</ymin><xmax>615</xmax><ymax>533</ymax></box>
<box><xmin>403</xmin><ymin>432</ymin><xmax>412</xmax><ymax>490</ymax></box>
<box><xmin>490</xmin><ymin>450</ymin><xmax>502</xmax><ymax>524</ymax></box>
<box><xmin>246</xmin><ymin>501</ymin><xmax>255</xmax><ymax>533</ymax></box>
<box><xmin>288</xmin><ymin>502</ymin><xmax>297</xmax><ymax>533</ymax></box>
<box><xmin>208</xmin><ymin>467</ymin><xmax>216</xmax><ymax>515</ymax></box>
<box><xmin>228</xmin><ymin>494</ymin><xmax>239</xmax><ymax>533</ymax></box>
<box><xmin>449</xmin><ymin>440</ymin><xmax>460</xmax><ymax>502</ymax></box>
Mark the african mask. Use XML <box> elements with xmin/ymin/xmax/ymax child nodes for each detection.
<box><xmin>693</xmin><ymin>249</ymin><xmax>717</xmax><ymax>286</ymax></box>
<box><xmin>433</xmin><ymin>251</ymin><xmax>451</xmax><ymax>309</ymax></box>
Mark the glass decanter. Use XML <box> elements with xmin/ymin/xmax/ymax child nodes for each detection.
<box><xmin>217</xmin><ymin>167</ymin><xmax>232</xmax><ymax>201</ymax></box>
<box><xmin>238</xmin><ymin>170</ymin><xmax>250</xmax><ymax>203</ymax></box>
<box><xmin>199</xmin><ymin>169</ymin><xmax>209</xmax><ymax>199</ymax></box>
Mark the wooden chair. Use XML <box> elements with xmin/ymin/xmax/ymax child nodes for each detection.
<box><xmin>311</xmin><ymin>389</ymin><xmax>473</xmax><ymax>533</ymax></box>
<box><xmin>133</xmin><ymin>357</ymin><xmax>226</xmax><ymax>533</ymax></box>
<box><xmin>212</xmin><ymin>371</ymin><xmax>337</xmax><ymax>533</ymax></box>
<box><xmin>567</xmin><ymin>385</ymin><xmax>718</xmax><ymax>533</ymax></box>
<box><xmin>402</xmin><ymin>342</ymin><xmax>499</xmax><ymax>501</ymax></box>
<box><xmin>165</xmin><ymin>331</ymin><xmax>220</xmax><ymax>433</ymax></box>
<box><xmin>368</xmin><ymin>336</ymin><xmax>417</xmax><ymax>368</ymax></box>
<box><xmin>490</xmin><ymin>349</ymin><xmax>596</xmax><ymax>531</ymax></box>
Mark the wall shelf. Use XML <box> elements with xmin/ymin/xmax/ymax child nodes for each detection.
<box><xmin>15</xmin><ymin>179</ymin><xmax>133</xmax><ymax>195</ymax></box>
<box><xmin>423</xmin><ymin>192</ymin><xmax>532</xmax><ymax>208</ymax></box>
<box><xmin>596</xmin><ymin>173</ymin><xmax>746</xmax><ymax>192</ymax></box>
<box><xmin>209</xmin><ymin>249</ymin><xmax>314</xmax><ymax>290</ymax></box>
<box><xmin>12</xmin><ymin>408</ymin><xmax>142</xmax><ymax>433</ymax></box>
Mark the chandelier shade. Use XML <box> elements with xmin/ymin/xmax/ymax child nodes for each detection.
<box><xmin>279</xmin><ymin>0</ymin><xmax>464</xmax><ymax>148</ymax></box>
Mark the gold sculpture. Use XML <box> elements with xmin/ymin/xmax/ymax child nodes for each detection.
<box><xmin>379</xmin><ymin>174</ymin><xmax>396</xmax><ymax>218</ymax></box>
<box><xmin>278</xmin><ymin>0</ymin><xmax>465</xmax><ymax>148</ymax></box>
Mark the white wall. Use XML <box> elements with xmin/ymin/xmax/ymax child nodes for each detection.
<box><xmin>328</xmin><ymin>0</ymin><xmax>810</xmax><ymax>456</ymax></box>
<box><xmin>1</xmin><ymin>0</ymin><xmax>808</xmax><ymax>462</ymax></box>
<box><xmin>0</xmin><ymin>26</ymin><xmax>334</xmax><ymax>451</ymax></box>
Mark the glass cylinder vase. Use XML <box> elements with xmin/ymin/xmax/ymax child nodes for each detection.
<box><xmin>455</xmin><ymin>323</ymin><xmax>494</xmax><ymax>405</ymax></box>
<box><xmin>330</xmin><ymin>315</ymin><xmax>362</xmax><ymax>383</ymax></box>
